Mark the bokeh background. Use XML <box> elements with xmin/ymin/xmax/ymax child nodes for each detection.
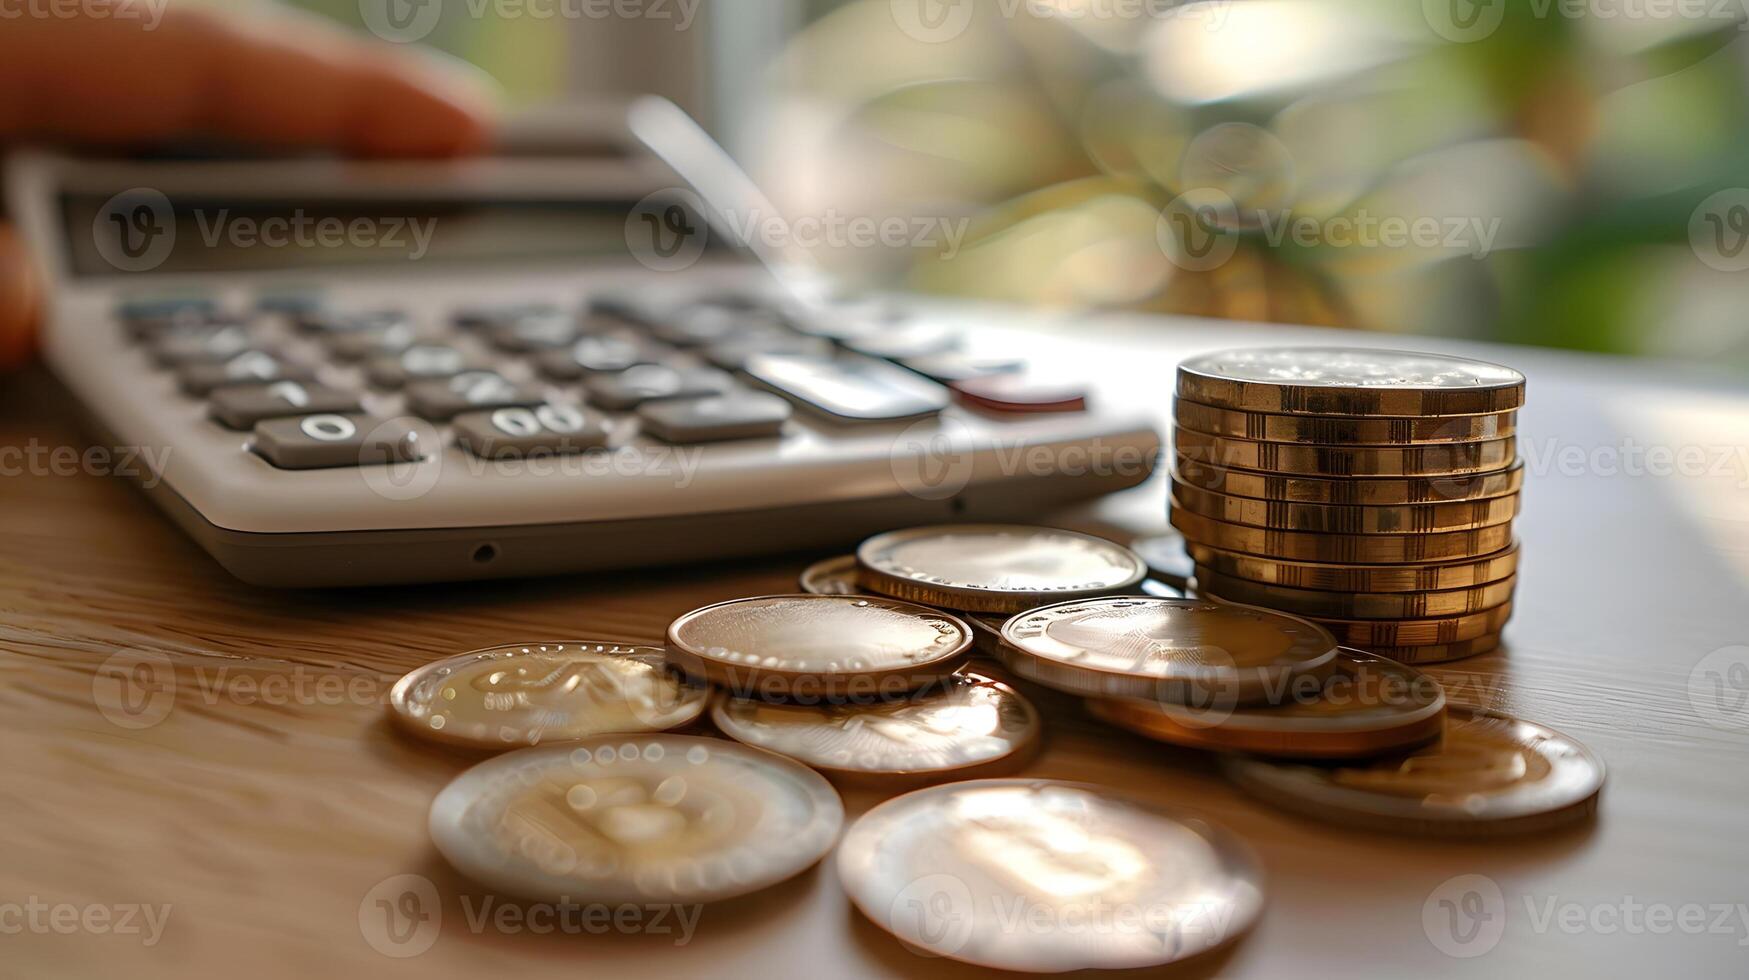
<box><xmin>302</xmin><ymin>0</ymin><xmax>1749</xmax><ymax>368</ymax></box>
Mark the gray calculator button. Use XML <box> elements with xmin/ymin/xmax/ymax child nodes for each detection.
<box><xmin>745</xmin><ymin>353</ymin><xmax>948</xmax><ymax>422</ymax></box>
<box><xmin>297</xmin><ymin>310</ymin><xmax>404</xmax><ymax>334</ymax></box>
<box><xmin>487</xmin><ymin>310</ymin><xmax>580</xmax><ymax>352</ymax></box>
<box><xmin>366</xmin><ymin>344</ymin><xmax>474</xmax><ymax>388</ymax></box>
<box><xmin>125</xmin><ymin>310</ymin><xmax>245</xmax><ymax>342</ymax></box>
<box><xmin>252</xmin><ymin>414</ymin><xmax>422</xmax><ymax>470</ymax></box>
<box><xmin>650</xmin><ymin>306</ymin><xmax>778</xmax><ymax>347</ymax></box>
<box><xmin>151</xmin><ymin>324</ymin><xmax>256</xmax><ymax>365</ymax></box>
<box><xmin>536</xmin><ymin>335</ymin><xmax>650</xmax><ymax>379</ymax></box>
<box><xmin>703</xmin><ymin>332</ymin><xmax>832</xmax><ymax>371</ymax></box>
<box><xmin>209</xmin><ymin>381</ymin><xmax>362</xmax><ymax>429</ymax></box>
<box><xmin>178</xmin><ymin>351</ymin><xmax>315</xmax><ymax>395</ymax></box>
<box><xmin>453</xmin><ymin>403</ymin><xmax>610</xmax><ymax>459</ymax></box>
<box><xmin>325</xmin><ymin>319</ymin><xmax>419</xmax><ymax>361</ymax></box>
<box><xmin>406</xmin><ymin>370</ymin><xmax>540</xmax><ymax>420</ymax></box>
<box><xmin>638</xmin><ymin>391</ymin><xmax>791</xmax><ymax>443</ymax></box>
<box><xmin>119</xmin><ymin>296</ymin><xmax>215</xmax><ymax>322</ymax></box>
<box><xmin>583</xmin><ymin>364</ymin><xmax>734</xmax><ymax>411</ymax></box>
<box><xmin>455</xmin><ymin>303</ymin><xmax>558</xmax><ymax>331</ymax></box>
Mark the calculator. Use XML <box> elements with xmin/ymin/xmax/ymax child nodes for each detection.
<box><xmin>5</xmin><ymin>100</ymin><xmax>1160</xmax><ymax>586</ymax></box>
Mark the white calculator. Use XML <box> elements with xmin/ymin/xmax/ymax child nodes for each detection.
<box><xmin>5</xmin><ymin>100</ymin><xmax>1159</xmax><ymax>586</ymax></box>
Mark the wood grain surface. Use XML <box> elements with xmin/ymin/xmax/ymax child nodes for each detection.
<box><xmin>4</xmin><ymin>315</ymin><xmax>1749</xmax><ymax>979</ymax></box>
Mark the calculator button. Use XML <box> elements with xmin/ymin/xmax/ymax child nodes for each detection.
<box><xmin>252</xmin><ymin>414</ymin><xmax>422</xmax><ymax>470</ymax></box>
<box><xmin>744</xmin><ymin>353</ymin><xmax>948</xmax><ymax>422</ymax></box>
<box><xmin>297</xmin><ymin>310</ymin><xmax>405</xmax><ymax>335</ymax></box>
<box><xmin>118</xmin><ymin>296</ymin><xmax>215</xmax><ymax>322</ymax></box>
<box><xmin>842</xmin><ymin>323</ymin><xmax>960</xmax><ymax>361</ymax></box>
<box><xmin>587</xmin><ymin>294</ymin><xmax>662</xmax><ymax>326</ymax></box>
<box><xmin>583</xmin><ymin>364</ymin><xmax>734</xmax><ymax>411</ymax></box>
<box><xmin>256</xmin><ymin>293</ymin><xmax>325</xmax><ymax>315</ymax></box>
<box><xmin>178</xmin><ymin>351</ymin><xmax>315</xmax><ymax>395</ymax></box>
<box><xmin>454</xmin><ymin>303</ymin><xmax>559</xmax><ymax>331</ymax></box>
<box><xmin>324</xmin><ymin>319</ymin><xmax>419</xmax><ymax>361</ymax></box>
<box><xmin>638</xmin><ymin>391</ymin><xmax>792</xmax><ymax>443</ymax></box>
<box><xmin>453</xmin><ymin>403</ymin><xmax>610</xmax><ymax>459</ymax></box>
<box><xmin>486</xmin><ymin>310</ymin><xmax>580</xmax><ymax>352</ymax></box>
<box><xmin>366</xmin><ymin>345</ymin><xmax>476</xmax><ymax>388</ymax></box>
<box><xmin>953</xmin><ymin>374</ymin><xmax>1088</xmax><ymax>413</ymax></box>
<box><xmin>406</xmin><ymin>370</ymin><xmax>540</xmax><ymax>420</ymax></box>
<box><xmin>899</xmin><ymin>351</ymin><xmax>1026</xmax><ymax>384</ymax></box>
<box><xmin>150</xmin><ymin>324</ymin><xmax>256</xmax><ymax>365</ymax></box>
<box><xmin>535</xmin><ymin>335</ymin><xmax>652</xmax><ymax>380</ymax></box>
<box><xmin>651</xmin><ymin>306</ymin><xmax>787</xmax><ymax>347</ymax></box>
<box><xmin>208</xmin><ymin>381</ymin><xmax>362</xmax><ymax>429</ymax></box>
<box><xmin>124</xmin><ymin>310</ymin><xmax>245</xmax><ymax>342</ymax></box>
<box><xmin>703</xmin><ymin>332</ymin><xmax>833</xmax><ymax>371</ymax></box>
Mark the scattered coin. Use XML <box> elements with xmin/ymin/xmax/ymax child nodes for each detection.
<box><xmin>837</xmin><ymin>779</ymin><xmax>1265</xmax><ymax>972</ymax></box>
<box><xmin>1175</xmin><ymin>429</ymin><xmax>1517</xmax><ymax>478</ymax></box>
<box><xmin>996</xmin><ymin>597</ymin><xmax>1338</xmax><ymax>703</ymax></box>
<box><xmin>1194</xmin><ymin>569</ymin><xmax>1518</xmax><ymax>619</ymax></box>
<box><xmin>1176</xmin><ymin>347</ymin><xmax>1526</xmax><ymax>417</ymax></box>
<box><xmin>1187</xmin><ymin>541</ymin><xmax>1521</xmax><ymax>593</ymax></box>
<box><xmin>1309</xmin><ymin>603</ymin><xmax>1513</xmax><ymax>647</ymax></box>
<box><xmin>428</xmin><ymin>734</ymin><xmax>844</xmax><ymax>903</ymax></box>
<box><xmin>1175</xmin><ymin>456</ymin><xmax>1525</xmax><ymax>505</ymax></box>
<box><xmin>1169</xmin><ymin>509</ymin><xmax>1514</xmax><ymax>563</ymax></box>
<box><xmin>665</xmin><ymin>594</ymin><xmax>973</xmax><ymax>699</ymax></box>
<box><xmin>857</xmin><ymin>524</ymin><xmax>1147</xmax><ymax>614</ymax></box>
<box><xmin>710</xmin><ymin>671</ymin><xmax>1040</xmax><ymax>782</ymax></box>
<box><xmin>1171</xmin><ymin>479</ymin><xmax>1520</xmax><ymax>534</ymax></box>
<box><xmin>1087</xmin><ymin>648</ymin><xmax>1446</xmax><ymax>759</ymax></box>
<box><xmin>1175</xmin><ymin>398</ymin><xmax>1517</xmax><ymax>445</ymax></box>
<box><xmin>1223</xmin><ymin>706</ymin><xmax>1604</xmax><ymax>836</ymax></box>
<box><xmin>1128</xmin><ymin>531</ymin><xmax>1195</xmax><ymax>589</ymax></box>
<box><xmin>389</xmin><ymin>641</ymin><xmax>709</xmax><ymax>749</ymax></box>
<box><xmin>798</xmin><ymin>554</ymin><xmax>862</xmax><ymax>595</ymax></box>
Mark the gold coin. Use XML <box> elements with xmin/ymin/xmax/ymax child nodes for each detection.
<box><xmin>1171</xmin><ymin>508</ymin><xmax>1514</xmax><ymax>563</ymax></box>
<box><xmin>857</xmin><ymin>524</ymin><xmax>1147</xmax><ymax>614</ymax></box>
<box><xmin>1223</xmin><ymin>706</ymin><xmax>1604</xmax><ymax>836</ymax></box>
<box><xmin>1364</xmin><ymin>631</ymin><xmax>1503</xmax><ymax>664</ymax></box>
<box><xmin>1176</xmin><ymin>455</ymin><xmax>1524</xmax><ymax>505</ymax></box>
<box><xmin>1128</xmin><ymin>531</ymin><xmax>1195</xmax><ymax>589</ymax></box>
<box><xmin>1175</xmin><ymin>429</ymin><xmax>1517</xmax><ymax>477</ymax></box>
<box><xmin>710</xmin><ymin>671</ymin><xmax>1039</xmax><ymax>783</ymax></box>
<box><xmin>1195</xmin><ymin>569</ymin><xmax>1518</xmax><ymax>619</ymax></box>
<box><xmin>1188</xmin><ymin>541</ymin><xmax>1520</xmax><ymax>592</ymax></box>
<box><xmin>837</xmin><ymin>778</ymin><xmax>1265</xmax><ymax>972</ymax></box>
<box><xmin>798</xmin><ymin>554</ymin><xmax>862</xmax><ymax>595</ymax></box>
<box><xmin>1088</xmin><ymin>648</ymin><xmax>1446</xmax><ymax>759</ymax></box>
<box><xmin>1307</xmin><ymin>603</ymin><xmax>1513</xmax><ymax>646</ymax></box>
<box><xmin>996</xmin><ymin>596</ymin><xmax>1337</xmax><ymax>703</ymax></box>
<box><xmin>428</xmin><ymin>734</ymin><xmax>844</xmax><ymax>903</ymax></box>
<box><xmin>1172</xmin><ymin>478</ymin><xmax>1519</xmax><ymax>534</ymax></box>
<box><xmin>1177</xmin><ymin>347</ymin><xmax>1526</xmax><ymax>416</ymax></box>
<box><xmin>389</xmin><ymin>641</ymin><xmax>709</xmax><ymax>749</ymax></box>
<box><xmin>665</xmin><ymin>594</ymin><xmax>973</xmax><ymax>699</ymax></box>
<box><xmin>1175</xmin><ymin>399</ymin><xmax>1516</xmax><ymax>445</ymax></box>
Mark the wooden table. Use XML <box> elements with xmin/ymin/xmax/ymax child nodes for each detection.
<box><xmin>5</xmin><ymin>313</ymin><xmax>1748</xmax><ymax>978</ymax></box>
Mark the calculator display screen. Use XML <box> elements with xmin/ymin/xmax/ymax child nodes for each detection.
<box><xmin>60</xmin><ymin>194</ymin><xmax>730</xmax><ymax>277</ymax></box>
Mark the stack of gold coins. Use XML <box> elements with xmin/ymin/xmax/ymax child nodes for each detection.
<box><xmin>1170</xmin><ymin>347</ymin><xmax>1525</xmax><ymax>664</ymax></box>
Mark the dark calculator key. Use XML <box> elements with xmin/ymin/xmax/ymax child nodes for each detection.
<box><xmin>583</xmin><ymin>364</ymin><xmax>734</xmax><ymax>411</ymax></box>
<box><xmin>297</xmin><ymin>310</ymin><xmax>406</xmax><ymax>335</ymax></box>
<box><xmin>453</xmin><ymin>403</ymin><xmax>610</xmax><ymax>459</ymax></box>
<box><xmin>899</xmin><ymin>351</ymin><xmax>1025</xmax><ymax>384</ymax></box>
<box><xmin>406</xmin><ymin>370</ymin><xmax>540</xmax><ymax>420</ymax></box>
<box><xmin>638</xmin><ymin>391</ymin><xmax>792</xmax><ymax>443</ymax></box>
<box><xmin>744</xmin><ymin>353</ymin><xmax>948</xmax><ymax>422</ymax></box>
<box><xmin>124</xmin><ymin>310</ymin><xmax>245</xmax><ymax>342</ymax></box>
<box><xmin>150</xmin><ymin>323</ymin><xmax>256</xmax><ymax>364</ymax></box>
<box><xmin>365</xmin><ymin>344</ymin><xmax>477</xmax><ymax>388</ymax></box>
<box><xmin>118</xmin><ymin>296</ymin><xmax>215</xmax><ymax>322</ymax></box>
<box><xmin>703</xmin><ymin>332</ymin><xmax>833</xmax><ymax>371</ymax></box>
<box><xmin>252</xmin><ymin>414</ymin><xmax>423</xmax><ymax>470</ymax></box>
<box><xmin>324</xmin><ymin>319</ymin><xmax>419</xmax><ymax>361</ymax></box>
<box><xmin>954</xmin><ymin>373</ymin><xmax>1088</xmax><ymax>413</ymax></box>
<box><xmin>587</xmin><ymin>294</ymin><xmax>663</xmax><ymax>326</ymax></box>
<box><xmin>652</xmin><ymin>306</ymin><xmax>787</xmax><ymax>347</ymax></box>
<box><xmin>209</xmin><ymin>381</ymin><xmax>362</xmax><ymax>429</ymax></box>
<box><xmin>842</xmin><ymin>323</ymin><xmax>961</xmax><ymax>361</ymax></box>
<box><xmin>256</xmin><ymin>293</ymin><xmax>325</xmax><ymax>315</ymax></box>
<box><xmin>486</xmin><ymin>310</ymin><xmax>580</xmax><ymax>352</ymax></box>
<box><xmin>454</xmin><ymin>302</ymin><xmax>559</xmax><ymax>331</ymax></box>
<box><xmin>178</xmin><ymin>351</ymin><xmax>316</xmax><ymax>396</ymax></box>
<box><xmin>535</xmin><ymin>334</ymin><xmax>652</xmax><ymax>380</ymax></box>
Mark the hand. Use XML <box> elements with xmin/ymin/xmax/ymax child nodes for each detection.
<box><xmin>0</xmin><ymin>3</ymin><xmax>495</xmax><ymax>370</ymax></box>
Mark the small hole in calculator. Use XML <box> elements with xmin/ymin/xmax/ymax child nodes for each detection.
<box><xmin>472</xmin><ymin>543</ymin><xmax>499</xmax><ymax>564</ymax></box>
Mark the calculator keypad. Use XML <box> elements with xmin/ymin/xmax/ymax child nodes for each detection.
<box><xmin>252</xmin><ymin>414</ymin><xmax>422</xmax><ymax>470</ymax></box>
<box><xmin>209</xmin><ymin>381</ymin><xmax>362</xmax><ymax>430</ymax></box>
